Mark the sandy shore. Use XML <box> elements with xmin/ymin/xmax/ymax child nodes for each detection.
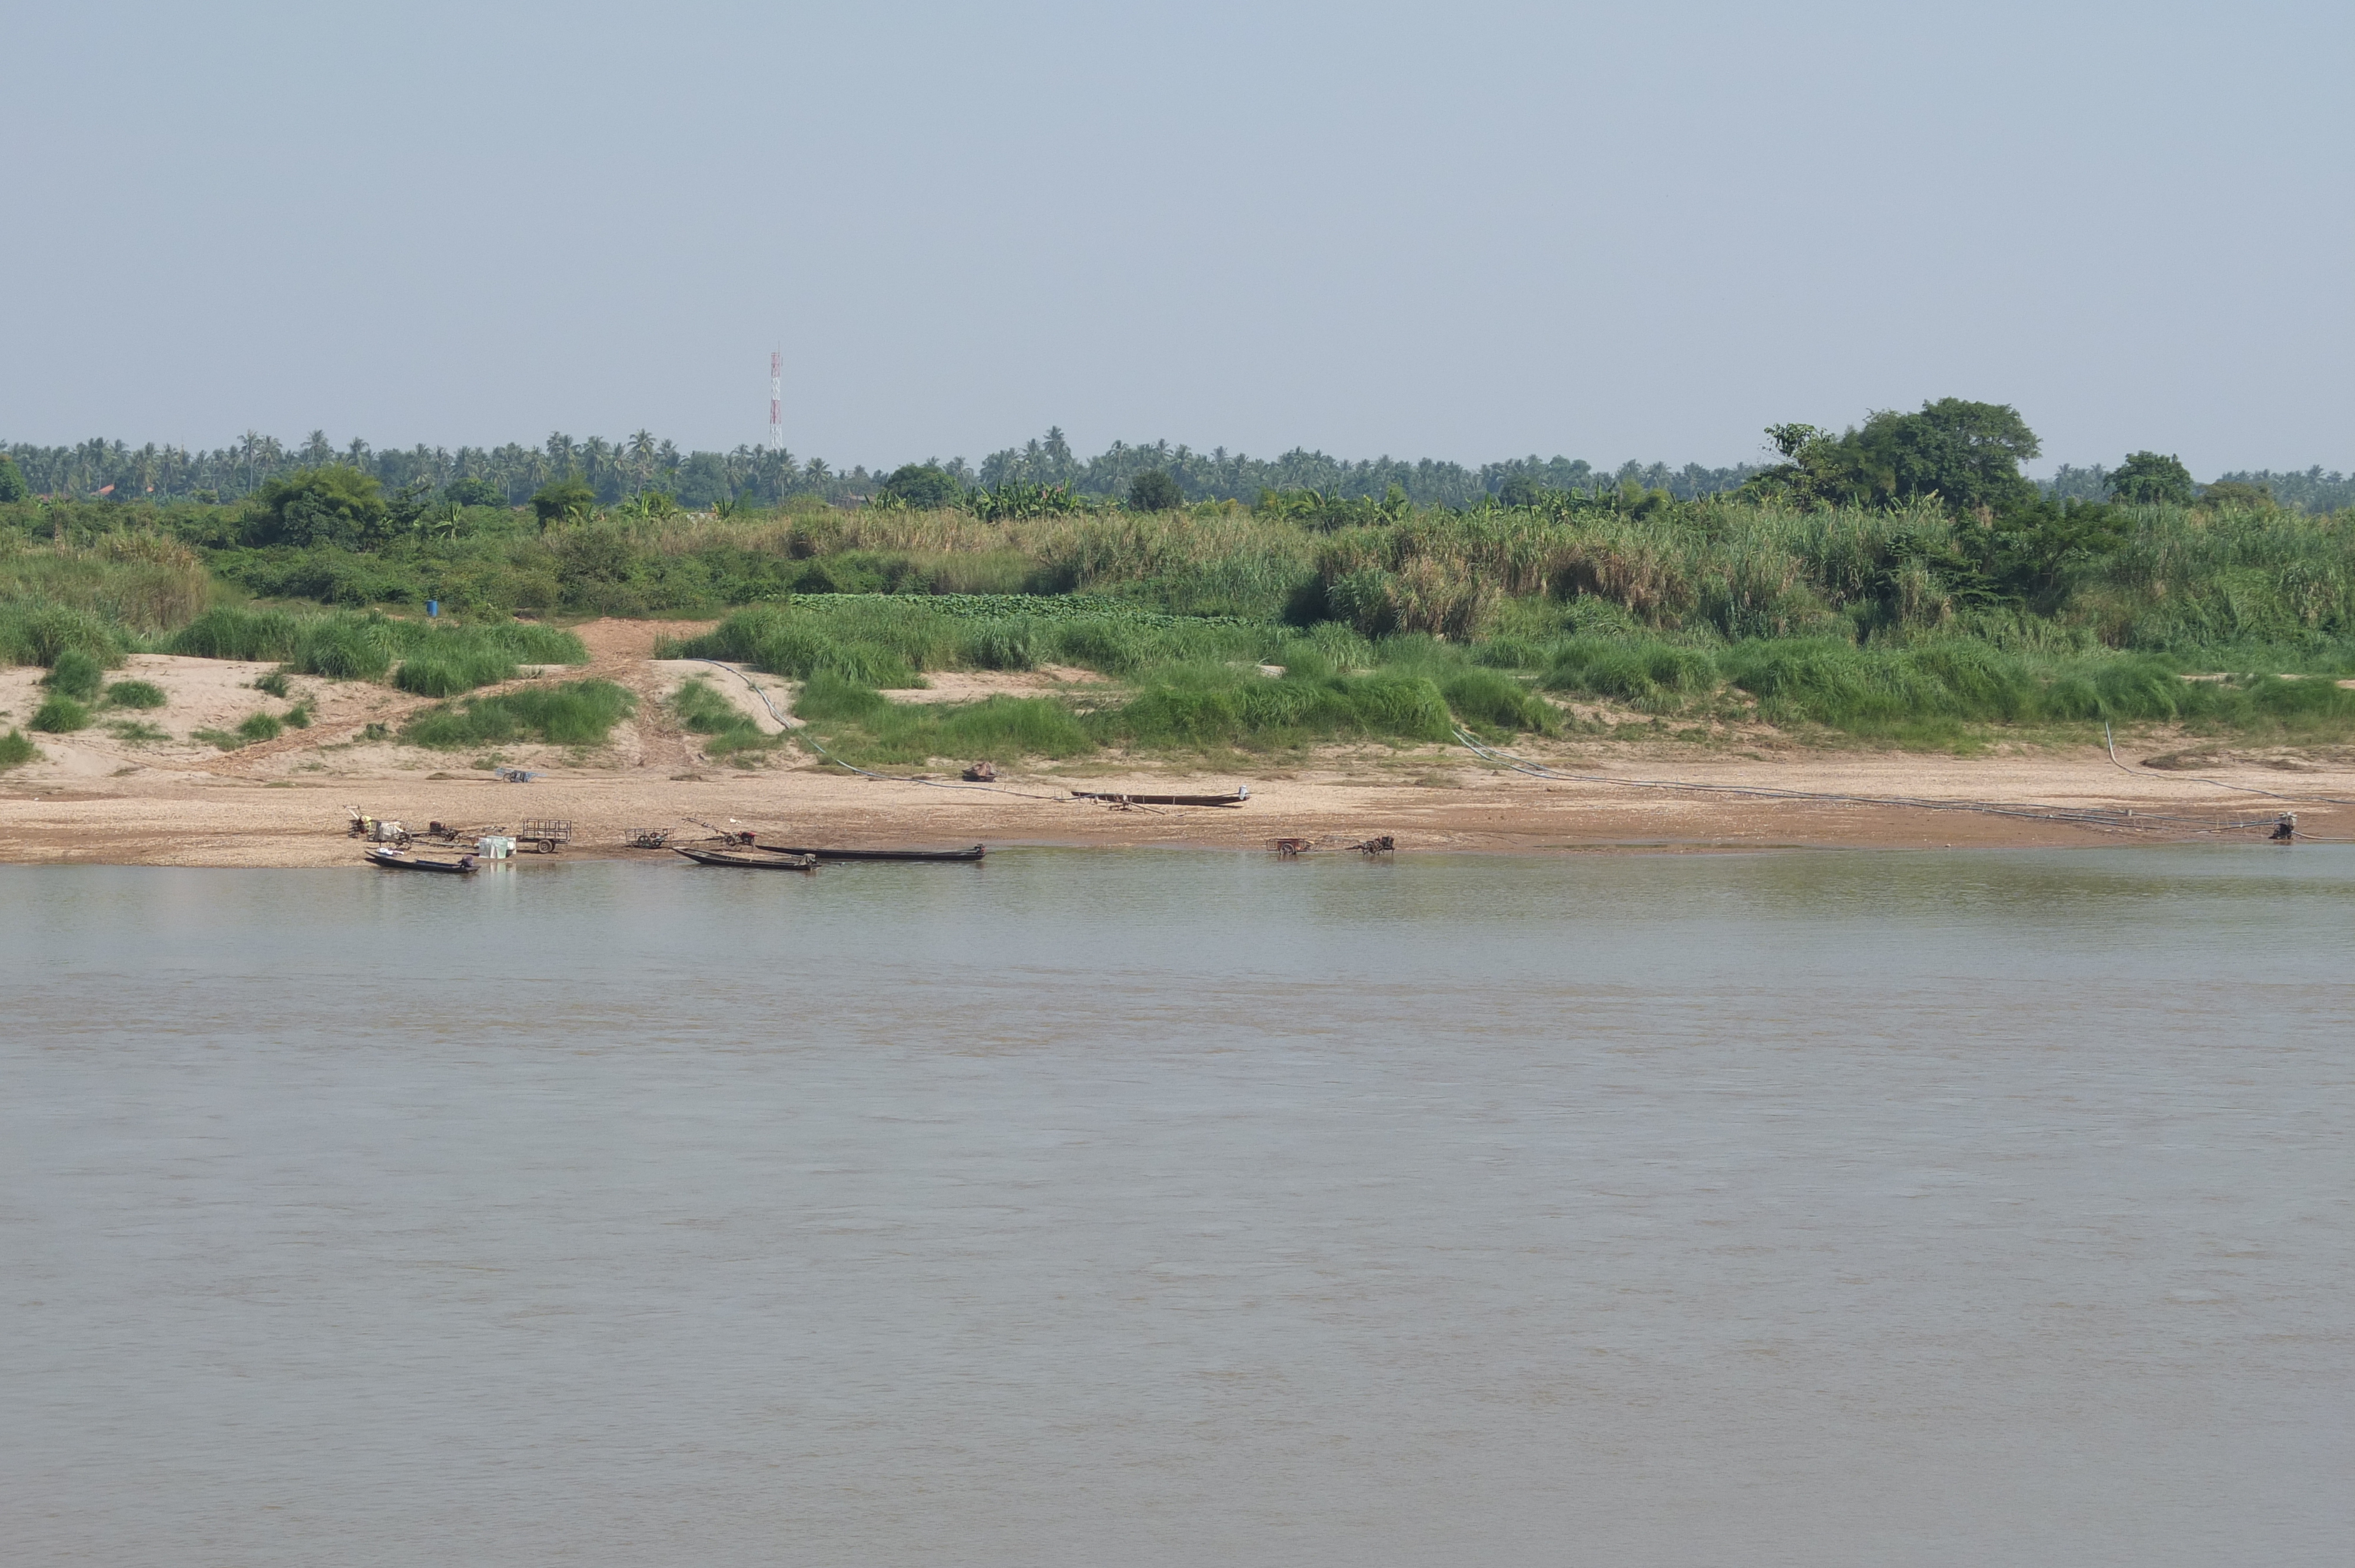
<box><xmin>5</xmin><ymin>619</ymin><xmax>2347</xmax><ymax>866</ymax></box>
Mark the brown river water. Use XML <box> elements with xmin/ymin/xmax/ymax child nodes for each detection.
<box><xmin>2</xmin><ymin>849</ymin><xmax>2349</xmax><ymax>1566</ymax></box>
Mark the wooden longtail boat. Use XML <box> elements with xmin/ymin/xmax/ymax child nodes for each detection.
<box><xmin>672</xmin><ymin>845</ymin><xmax>820</xmax><ymax>871</ymax></box>
<box><xmin>1070</xmin><ymin>788</ymin><xmax>1251</xmax><ymax>808</ymax></box>
<box><xmin>366</xmin><ymin>848</ymin><xmax>479</xmax><ymax>874</ymax></box>
<box><xmin>750</xmin><ymin>842</ymin><xmax>986</xmax><ymax>863</ymax></box>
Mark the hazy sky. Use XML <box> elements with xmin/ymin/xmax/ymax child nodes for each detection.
<box><xmin>4</xmin><ymin>1</ymin><xmax>2347</xmax><ymax>474</ymax></box>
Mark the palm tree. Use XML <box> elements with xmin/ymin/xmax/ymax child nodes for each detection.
<box><xmin>626</xmin><ymin>429</ymin><xmax>657</xmax><ymax>494</ymax></box>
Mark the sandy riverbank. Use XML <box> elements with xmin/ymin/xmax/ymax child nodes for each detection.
<box><xmin>4</xmin><ymin>620</ymin><xmax>2347</xmax><ymax>866</ymax></box>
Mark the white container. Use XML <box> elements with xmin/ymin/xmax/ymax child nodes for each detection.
<box><xmin>475</xmin><ymin>835</ymin><xmax>516</xmax><ymax>860</ymax></box>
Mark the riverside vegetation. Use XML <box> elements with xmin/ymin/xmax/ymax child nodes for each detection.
<box><xmin>6</xmin><ymin>400</ymin><xmax>2355</xmax><ymax>768</ymax></box>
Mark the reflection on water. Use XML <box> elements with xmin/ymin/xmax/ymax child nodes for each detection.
<box><xmin>4</xmin><ymin>849</ymin><xmax>2350</xmax><ymax>1567</ymax></box>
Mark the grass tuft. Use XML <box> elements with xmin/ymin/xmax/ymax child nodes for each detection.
<box><xmin>31</xmin><ymin>693</ymin><xmax>90</xmax><ymax>733</ymax></box>
<box><xmin>671</xmin><ymin>676</ymin><xmax>780</xmax><ymax>756</ymax></box>
<box><xmin>402</xmin><ymin>680</ymin><xmax>636</xmax><ymax>749</ymax></box>
<box><xmin>43</xmin><ymin>647</ymin><xmax>107</xmax><ymax>701</ymax></box>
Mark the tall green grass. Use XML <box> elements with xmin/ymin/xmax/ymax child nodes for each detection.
<box><xmin>0</xmin><ymin>728</ymin><xmax>38</xmax><ymax>769</ymax></box>
<box><xmin>166</xmin><ymin>607</ymin><xmax>585</xmax><ymax>692</ymax></box>
<box><xmin>1537</xmin><ymin>631</ymin><xmax>2355</xmax><ymax>739</ymax></box>
<box><xmin>402</xmin><ymin>680</ymin><xmax>636</xmax><ymax>749</ymax></box>
<box><xmin>671</xmin><ymin>676</ymin><xmax>780</xmax><ymax>757</ymax></box>
<box><xmin>681</xmin><ymin>599</ymin><xmax>1273</xmax><ymax>689</ymax></box>
<box><xmin>0</xmin><ymin>602</ymin><xmax>126</xmax><ymax>667</ymax></box>
<box><xmin>791</xmin><ymin>675</ymin><xmax>1094</xmax><ymax>766</ymax></box>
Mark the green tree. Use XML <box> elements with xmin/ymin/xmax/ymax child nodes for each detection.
<box><xmin>0</xmin><ymin>454</ymin><xmax>27</xmax><ymax>503</ymax></box>
<box><xmin>877</xmin><ymin>463</ymin><xmax>963</xmax><ymax>510</ymax></box>
<box><xmin>1850</xmin><ymin>398</ymin><xmax>2041</xmax><ymax>514</ymax></box>
<box><xmin>530</xmin><ymin>476</ymin><xmax>598</xmax><ymax>529</ymax></box>
<box><xmin>246</xmin><ymin>465</ymin><xmax>389</xmax><ymax>548</ymax></box>
<box><xmin>1495</xmin><ymin>474</ymin><xmax>1548</xmax><ymax>508</ymax></box>
<box><xmin>2196</xmin><ymin>479</ymin><xmax>2274</xmax><ymax>511</ymax></box>
<box><xmin>1953</xmin><ymin>497</ymin><xmax>2130</xmax><ymax>609</ymax></box>
<box><xmin>1127</xmin><ymin>469</ymin><xmax>1183</xmax><ymax>511</ymax></box>
<box><xmin>2107</xmin><ymin>451</ymin><xmax>2195</xmax><ymax>506</ymax></box>
<box><xmin>1741</xmin><ymin>423</ymin><xmax>1872</xmax><ymax>510</ymax></box>
<box><xmin>1746</xmin><ymin>400</ymin><xmax>2041</xmax><ymax>513</ymax></box>
<box><xmin>444</xmin><ymin>475</ymin><xmax>504</xmax><ymax>509</ymax></box>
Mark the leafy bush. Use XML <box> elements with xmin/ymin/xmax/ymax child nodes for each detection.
<box><xmin>402</xmin><ymin>680</ymin><xmax>636</xmax><ymax>749</ymax></box>
<box><xmin>1127</xmin><ymin>470</ymin><xmax>1183</xmax><ymax>512</ymax></box>
<box><xmin>247</xmin><ymin>466</ymin><xmax>389</xmax><ymax>549</ymax></box>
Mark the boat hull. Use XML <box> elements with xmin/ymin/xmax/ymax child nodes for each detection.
<box><xmin>672</xmin><ymin>846</ymin><xmax>819</xmax><ymax>871</ymax></box>
<box><xmin>752</xmin><ymin>843</ymin><xmax>985</xmax><ymax>862</ymax></box>
<box><xmin>1070</xmin><ymin>789</ymin><xmax>1249</xmax><ymax>808</ymax></box>
<box><xmin>366</xmin><ymin>849</ymin><xmax>477</xmax><ymax>874</ymax></box>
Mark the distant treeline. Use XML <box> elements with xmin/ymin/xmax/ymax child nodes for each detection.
<box><xmin>0</xmin><ymin>427</ymin><xmax>1758</xmax><ymax>510</ymax></box>
<box><xmin>2047</xmin><ymin>463</ymin><xmax>2354</xmax><ymax>513</ymax></box>
<box><xmin>6</xmin><ymin>427</ymin><xmax>2344</xmax><ymax>514</ymax></box>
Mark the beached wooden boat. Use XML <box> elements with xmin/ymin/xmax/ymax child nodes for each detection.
<box><xmin>672</xmin><ymin>845</ymin><xmax>820</xmax><ymax>871</ymax></box>
<box><xmin>749</xmin><ymin>842</ymin><xmax>985</xmax><ymax>863</ymax></box>
<box><xmin>1070</xmin><ymin>788</ymin><xmax>1251</xmax><ymax>808</ymax></box>
<box><xmin>366</xmin><ymin>848</ymin><xmax>478</xmax><ymax>874</ymax></box>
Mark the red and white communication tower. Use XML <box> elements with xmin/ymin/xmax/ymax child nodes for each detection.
<box><xmin>767</xmin><ymin>348</ymin><xmax>784</xmax><ymax>452</ymax></box>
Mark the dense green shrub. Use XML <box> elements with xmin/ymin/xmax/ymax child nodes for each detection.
<box><xmin>0</xmin><ymin>727</ymin><xmax>38</xmax><ymax>769</ymax></box>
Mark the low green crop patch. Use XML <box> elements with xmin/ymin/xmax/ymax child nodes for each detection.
<box><xmin>402</xmin><ymin>679</ymin><xmax>636</xmax><ymax>749</ymax></box>
<box><xmin>102</xmin><ymin>679</ymin><xmax>168</xmax><ymax>709</ymax></box>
